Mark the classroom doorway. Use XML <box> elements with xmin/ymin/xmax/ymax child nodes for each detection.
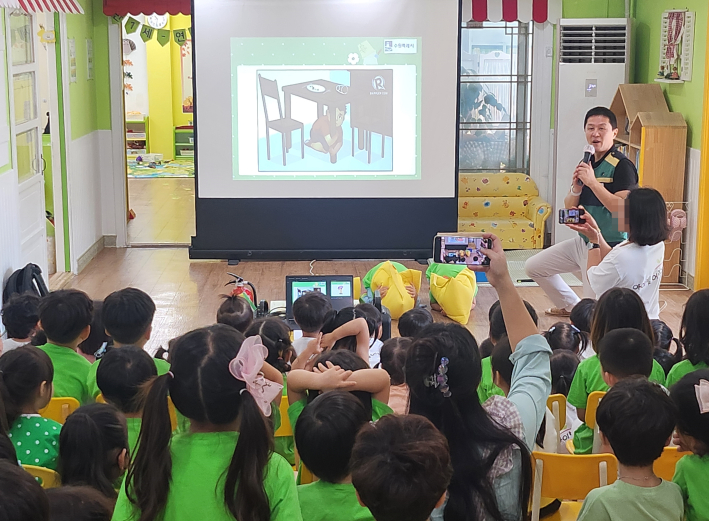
<box><xmin>9</xmin><ymin>9</ymin><xmax>67</xmax><ymax>279</ymax></box>
<box><xmin>119</xmin><ymin>13</ymin><xmax>195</xmax><ymax>245</ymax></box>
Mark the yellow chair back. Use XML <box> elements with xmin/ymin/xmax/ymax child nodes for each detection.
<box><xmin>97</xmin><ymin>394</ymin><xmax>177</xmax><ymax>431</ymax></box>
<box><xmin>39</xmin><ymin>397</ymin><xmax>80</xmax><ymax>424</ymax></box>
<box><xmin>530</xmin><ymin>452</ymin><xmax>618</xmax><ymax>521</ymax></box>
<box><xmin>24</xmin><ymin>465</ymin><xmax>61</xmax><ymax>488</ymax></box>
<box><xmin>274</xmin><ymin>396</ymin><xmax>292</xmax><ymax>438</ymax></box>
<box><xmin>300</xmin><ymin>463</ymin><xmax>316</xmax><ymax>485</ymax></box>
<box><xmin>353</xmin><ymin>277</ymin><xmax>362</xmax><ymax>301</ymax></box>
<box><xmin>653</xmin><ymin>447</ymin><xmax>684</xmax><ymax>481</ymax></box>
<box><xmin>547</xmin><ymin>394</ymin><xmax>567</xmax><ymax>441</ymax></box>
<box><xmin>585</xmin><ymin>391</ymin><xmax>606</xmax><ymax>454</ymax></box>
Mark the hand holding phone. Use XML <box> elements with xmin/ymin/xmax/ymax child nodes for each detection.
<box><xmin>433</xmin><ymin>235</ymin><xmax>491</xmax><ymax>266</ymax></box>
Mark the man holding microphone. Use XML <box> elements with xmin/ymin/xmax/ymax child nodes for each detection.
<box><xmin>525</xmin><ymin>107</ymin><xmax>638</xmax><ymax>316</ymax></box>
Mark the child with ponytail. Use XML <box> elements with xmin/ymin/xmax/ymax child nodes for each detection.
<box><xmin>58</xmin><ymin>403</ymin><xmax>128</xmax><ymax>499</ymax></box>
<box><xmin>0</xmin><ymin>345</ymin><xmax>61</xmax><ymax>469</ymax></box>
<box><xmin>113</xmin><ymin>324</ymin><xmax>300</xmax><ymax>521</ymax></box>
<box><xmin>244</xmin><ymin>318</ymin><xmax>295</xmax><ymax>465</ymax></box>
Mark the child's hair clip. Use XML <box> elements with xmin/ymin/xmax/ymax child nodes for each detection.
<box><xmin>695</xmin><ymin>379</ymin><xmax>709</xmax><ymax>414</ymax></box>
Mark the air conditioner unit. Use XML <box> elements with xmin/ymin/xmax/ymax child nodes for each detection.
<box><xmin>552</xmin><ymin>18</ymin><xmax>631</xmax><ymax>243</ymax></box>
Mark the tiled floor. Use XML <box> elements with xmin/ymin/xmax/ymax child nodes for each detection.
<box><xmin>127</xmin><ymin>178</ymin><xmax>195</xmax><ymax>245</ymax></box>
<box><xmin>64</xmin><ymin>247</ymin><xmax>692</xmax><ymax>353</ymax></box>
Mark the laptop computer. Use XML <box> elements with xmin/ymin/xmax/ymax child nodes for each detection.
<box><xmin>285</xmin><ymin>275</ymin><xmax>355</xmax><ymax>329</ymax></box>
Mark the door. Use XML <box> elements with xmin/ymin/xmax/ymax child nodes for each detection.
<box><xmin>9</xmin><ymin>10</ymin><xmax>47</xmax><ymax>279</ymax></box>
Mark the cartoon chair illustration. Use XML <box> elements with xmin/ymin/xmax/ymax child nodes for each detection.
<box><xmin>258</xmin><ymin>74</ymin><xmax>304</xmax><ymax>166</ymax></box>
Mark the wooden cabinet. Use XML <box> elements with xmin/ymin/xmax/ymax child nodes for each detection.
<box><xmin>610</xmin><ymin>84</ymin><xmax>687</xmax><ymax>284</ymax></box>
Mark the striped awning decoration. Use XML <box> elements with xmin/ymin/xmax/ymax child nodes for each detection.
<box><xmin>17</xmin><ymin>0</ymin><xmax>84</xmax><ymax>13</ymax></box>
<box><xmin>0</xmin><ymin>0</ymin><xmax>22</xmax><ymax>8</ymax></box>
<box><xmin>469</xmin><ymin>0</ymin><xmax>562</xmax><ymax>24</ymax></box>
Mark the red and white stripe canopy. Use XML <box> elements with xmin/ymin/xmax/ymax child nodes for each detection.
<box><xmin>0</xmin><ymin>0</ymin><xmax>84</xmax><ymax>13</ymax></box>
<box><xmin>466</xmin><ymin>0</ymin><xmax>562</xmax><ymax>24</ymax></box>
<box><xmin>19</xmin><ymin>0</ymin><xmax>84</xmax><ymax>13</ymax></box>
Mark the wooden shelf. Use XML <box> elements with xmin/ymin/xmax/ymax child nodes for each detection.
<box><xmin>125</xmin><ymin>117</ymin><xmax>149</xmax><ymax>157</ymax></box>
<box><xmin>610</xmin><ymin>84</ymin><xmax>687</xmax><ymax>284</ymax></box>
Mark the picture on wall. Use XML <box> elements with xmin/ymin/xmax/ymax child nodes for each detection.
<box><xmin>181</xmin><ymin>40</ymin><xmax>193</xmax><ymax>113</ymax></box>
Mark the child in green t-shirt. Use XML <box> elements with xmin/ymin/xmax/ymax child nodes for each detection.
<box><xmin>0</xmin><ymin>346</ymin><xmax>61</xmax><ymax>470</ymax></box>
<box><xmin>87</xmin><ymin>288</ymin><xmax>170</xmax><ymax>399</ymax></box>
<box><xmin>113</xmin><ymin>324</ymin><xmax>300</xmax><ymax>521</ymax></box>
<box><xmin>244</xmin><ymin>318</ymin><xmax>296</xmax><ymax>465</ymax></box>
<box><xmin>37</xmin><ymin>289</ymin><xmax>94</xmax><ymax>404</ymax></box>
<box><xmin>295</xmin><ymin>391</ymin><xmax>375</xmax><ymax>521</ymax></box>
<box><xmin>568</xmin><ymin>288</ymin><xmax>665</xmax><ymax>453</ymax></box>
<box><xmin>477</xmin><ymin>299</ymin><xmax>539</xmax><ymax>404</ymax></box>
<box><xmin>351</xmin><ymin>414</ymin><xmax>452</xmax><ymax>521</ymax></box>
<box><xmin>58</xmin><ymin>403</ymin><xmax>129</xmax><ymax>499</ymax></box>
<box><xmin>666</xmin><ymin>290</ymin><xmax>709</xmax><ymax>388</ymax></box>
<box><xmin>670</xmin><ymin>369</ymin><xmax>709</xmax><ymax>521</ymax></box>
<box><xmin>572</xmin><ymin>328</ymin><xmax>657</xmax><ymax>454</ymax></box>
<box><xmin>578</xmin><ymin>378</ymin><xmax>682</xmax><ymax>521</ymax></box>
<box><xmin>96</xmin><ymin>346</ymin><xmax>157</xmax><ymax>455</ymax></box>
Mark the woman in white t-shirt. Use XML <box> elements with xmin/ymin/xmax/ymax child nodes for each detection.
<box><xmin>567</xmin><ymin>188</ymin><xmax>669</xmax><ymax>320</ymax></box>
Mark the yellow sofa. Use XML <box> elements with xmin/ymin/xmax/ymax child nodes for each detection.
<box><xmin>458</xmin><ymin>173</ymin><xmax>551</xmax><ymax>249</ymax></box>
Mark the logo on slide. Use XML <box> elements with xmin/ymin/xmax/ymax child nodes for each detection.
<box><xmin>372</xmin><ymin>76</ymin><xmax>386</xmax><ymax>90</ymax></box>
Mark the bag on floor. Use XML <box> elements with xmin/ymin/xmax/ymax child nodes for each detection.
<box><xmin>429</xmin><ymin>269</ymin><xmax>477</xmax><ymax>324</ymax></box>
<box><xmin>2</xmin><ymin>263</ymin><xmax>49</xmax><ymax>304</ymax></box>
<box><xmin>369</xmin><ymin>261</ymin><xmax>421</xmax><ymax>320</ymax></box>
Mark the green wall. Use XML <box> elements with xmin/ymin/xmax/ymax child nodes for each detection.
<box><xmin>563</xmin><ymin>0</ymin><xmax>625</xmax><ymax>19</ymax></box>
<box><xmin>633</xmin><ymin>0</ymin><xmax>707</xmax><ymax>149</ymax></box>
<box><xmin>66</xmin><ymin>0</ymin><xmax>111</xmax><ymax>140</ymax></box>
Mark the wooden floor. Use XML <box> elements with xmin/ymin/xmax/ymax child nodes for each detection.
<box><xmin>127</xmin><ymin>178</ymin><xmax>195</xmax><ymax>245</ymax></box>
<box><xmin>62</xmin><ymin>247</ymin><xmax>693</xmax><ymax>353</ymax></box>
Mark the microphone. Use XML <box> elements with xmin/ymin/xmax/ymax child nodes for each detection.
<box><xmin>582</xmin><ymin>144</ymin><xmax>595</xmax><ymax>164</ymax></box>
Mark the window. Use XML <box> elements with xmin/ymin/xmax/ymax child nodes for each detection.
<box><xmin>459</xmin><ymin>22</ymin><xmax>532</xmax><ymax>173</ymax></box>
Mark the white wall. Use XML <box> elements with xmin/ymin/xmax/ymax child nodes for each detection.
<box><xmin>684</xmin><ymin>147</ymin><xmax>701</xmax><ymax>280</ymax></box>
<box><xmin>0</xmin><ymin>169</ymin><xmax>21</xmax><ymax>285</ymax></box>
<box><xmin>122</xmin><ymin>15</ymin><xmax>149</xmax><ymax>116</ymax></box>
<box><xmin>67</xmin><ymin>131</ymin><xmax>102</xmax><ymax>271</ymax></box>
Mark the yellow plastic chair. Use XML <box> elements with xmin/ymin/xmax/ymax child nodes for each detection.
<box><xmin>274</xmin><ymin>396</ymin><xmax>292</xmax><ymax>438</ymax></box>
<box><xmin>547</xmin><ymin>394</ymin><xmax>567</xmax><ymax>453</ymax></box>
<box><xmin>585</xmin><ymin>391</ymin><xmax>606</xmax><ymax>454</ymax></box>
<box><xmin>300</xmin><ymin>462</ymin><xmax>316</xmax><ymax>485</ymax></box>
<box><xmin>24</xmin><ymin>465</ymin><xmax>61</xmax><ymax>488</ymax></box>
<box><xmin>353</xmin><ymin>277</ymin><xmax>362</xmax><ymax>301</ymax></box>
<box><xmin>98</xmin><ymin>393</ymin><xmax>177</xmax><ymax>431</ymax></box>
<box><xmin>39</xmin><ymin>397</ymin><xmax>80</xmax><ymax>424</ymax></box>
<box><xmin>531</xmin><ymin>452</ymin><xmax>618</xmax><ymax>521</ymax></box>
<box><xmin>653</xmin><ymin>447</ymin><xmax>684</xmax><ymax>481</ymax></box>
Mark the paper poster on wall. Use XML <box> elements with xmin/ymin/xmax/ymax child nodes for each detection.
<box><xmin>86</xmin><ymin>38</ymin><xmax>94</xmax><ymax>80</ymax></box>
<box><xmin>68</xmin><ymin>38</ymin><xmax>76</xmax><ymax>83</ymax></box>
<box><xmin>181</xmin><ymin>40</ymin><xmax>193</xmax><ymax>113</ymax></box>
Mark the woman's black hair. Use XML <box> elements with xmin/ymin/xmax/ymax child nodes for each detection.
<box><xmin>627</xmin><ymin>187</ymin><xmax>669</xmax><ymax>246</ymax></box>
<box><xmin>46</xmin><ymin>486</ymin><xmax>113</xmax><ymax>521</ymax></box>
<box><xmin>379</xmin><ymin>337</ymin><xmax>411</xmax><ymax>386</ymax></box>
<box><xmin>590</xmin><ymin>288</ymin><xmax>654</xmax><ymax>350</ymax></box>
<box><xmin>126</xmin><ymin>324</ymin><xmax>273</xmax><ymax>521</ymax></box>
<box><xmin>679</xmin><ymin>289</ymin><xmax>709</xmax><ymax>366</ymax></box>
<box><xmin>671</xmin><ymin>369</ymin><xmax>709</xmax><ymax>456</ymax></box>
<box><xmin>406</xmin><ymin>323</ymin><xmax>532</xmax><ymax>521</ymax></box>
<box><xmin>543</xmin><ymin>322</ymin><xmax>588</xmax><ymax>355</ymax></box>
<box><xmin>244</xmin><ymin>317</ymin><xmax>292</xmax><ymax>373</ymax></box>
<box><xmin>0</xmin><ymin>460</ymin><xmax>49</xmax><ymax>521</ymax></box>
<box><xmin>311</xmin><ymin>349</ymin><xmax>373</xmax><ymax>417</ymax></box>
<box><xmin>569</xmin><ymin>298</ymin><xmax>596</xmax><ymax>334</ymax></box>
<box><xmin>0</xmin><ymin>345</ymin><xmax>54</xmax><ymax>432</ymax></box>
<box><xmin>58</xmin><ymin>403</ymin><xmax>128</xmax><ymax>499</ymax></box>
<box><xmin>78</xmin><ymin>300</ymin><xmax>113</xmax><ymax>358</ymax></box>
<box><xmin>321</xmin><ymin>307</ymin><xmax>369</xmax><ymax>352</ymax></box>
<box><xmin>550</xmin><ymin>350</ymin><xmax>579</xmax><ymax>397</ymax></box>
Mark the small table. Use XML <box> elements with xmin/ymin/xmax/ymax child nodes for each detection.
<box><xmin>281</xmin><ymin>80</ymin><xmax>354</xmax><ymax>148</ymax></box>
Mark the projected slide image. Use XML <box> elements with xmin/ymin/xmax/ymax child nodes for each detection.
<box><xmin>256</xmin><ymin>69</ymin><xmax>393</xmax><ymax>172</ymax></box>
<box><xmin>231</xmin><ymin>37</ymin><xmax>421</xmax><ymax>181</ymax></box>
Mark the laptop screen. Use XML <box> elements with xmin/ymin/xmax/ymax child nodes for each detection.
<box><xmin>286</xmin><ymin>275</ymin><xmax>355</xmax><ymax>320</ymax></box>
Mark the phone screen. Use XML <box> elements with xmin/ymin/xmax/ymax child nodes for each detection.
<box><xmin>437</xmin><ymin>236</ymin><xmax>490</xmax><ymax>265</ymax></box>
<box><xmin>559</xmin><ymin>208</ymin><xmax>584</xmax><ymax>224</ymax></box>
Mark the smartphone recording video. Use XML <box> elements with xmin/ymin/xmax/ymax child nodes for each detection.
<box><xmin>559</xmin><ymin>208</ymin><xmax>585</xmax><ymax>225</ymax></box>
<box><xmin>435</xmin><ymin>235</ymin><xmax>491</xmax><ymax>266</ymax></box>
